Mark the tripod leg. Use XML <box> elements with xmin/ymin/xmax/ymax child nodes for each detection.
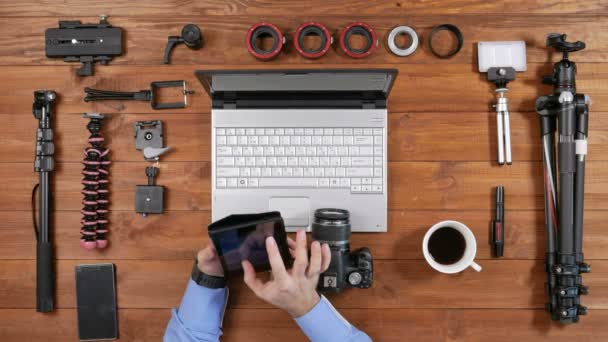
<box><xmin>503</xmin><ymin>110</ymin><xmax>512</xmax><ymax>164</ymax></box>
<box><xmin>496</xmin><ymin>111</ymin><xmax>505</xmax><ymax>165</ymax></box>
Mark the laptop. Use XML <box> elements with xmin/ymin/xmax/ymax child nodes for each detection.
<box><xmin>195</xmin><ymin>69</ymin><xmax>397</xmax><ymax>232</ymax></box>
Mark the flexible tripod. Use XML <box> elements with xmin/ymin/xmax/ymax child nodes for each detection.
<box><xmin>536</xmin><ymin>33</ymin><xmax>591</xmax><ymax>324</ymax></box>
<box><xmin>81</xmin><ymin>113</ymin><xmax>111</xmax><ymax>249</ymax></box>
<box><xmin>32</xmin><ymin>90</ymin><xmax>57</xmax><ymax>312</ymax></box>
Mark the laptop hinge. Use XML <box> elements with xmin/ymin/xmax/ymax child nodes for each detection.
<box><xmin>223</xmin><ymin>101</ymin><xmax>237</xmax><ymax>109</ymax></box>
<box><xmin>362</xmin><ymin>101</ymin><xmax>376</xmax><ymax>109</ymax></box>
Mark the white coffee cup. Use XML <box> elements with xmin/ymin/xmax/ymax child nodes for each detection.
<box><xmin>422</xmin><ymin>220</ymin><xmax>482</xmax><ymax>274</ymax></box>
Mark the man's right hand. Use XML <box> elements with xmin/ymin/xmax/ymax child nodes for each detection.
<box><xmin>241</xmin><ymin>230</ymin><xmax>331</xmax><ymax>318</ymax></box>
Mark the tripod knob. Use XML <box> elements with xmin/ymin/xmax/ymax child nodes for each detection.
<box><xmin>542</xmin><ymin>75</ymin><xmax>555</xmax><ymax>85</ymax></box>
<box><xmin>580</xmin><ymin>263</ymin><xmax>591</xmax><ymax>273</ymax></box>
<box><xmin>578</xmin><ymin>305</ymin><xmax>588</xmax><ymax>315</ymax></box>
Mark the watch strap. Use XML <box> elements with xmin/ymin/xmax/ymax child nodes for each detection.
<box><xmin>191</xmin><ymin>261</ymin><xmax>226</xmax><ymax>289</ymax></box>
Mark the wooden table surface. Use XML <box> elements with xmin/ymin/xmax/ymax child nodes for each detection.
<box><xmin>1</xmin><ymin>1</ymin><xmax>607</xmax><ymax>341</ymax></box>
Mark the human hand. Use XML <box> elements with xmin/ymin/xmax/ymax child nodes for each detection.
<box><xmin>242</xmin><ymin>229</ymin><xmax>331</xmax><ymax>318</ymax></box>
<box><xmin>196</xmin><ymin>245</ymin><xmax>224</xmax><ymax>277</ymax></box>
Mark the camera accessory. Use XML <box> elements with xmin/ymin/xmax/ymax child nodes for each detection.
<box><xmin>81</xmin><ymin>113</ymin><xmax>111</xmax><ymax>250</ymax></box>
<box><xmin>478</xmin><ymin>41</ymin><xmax>527</xmax><ymax>165</ymax></box>
<box><xmin>387</xmin><ymin>26</ymin><xmax>419</xmax><ymax>57</ymax></box>
<box><xmin>246</xmin><ymin>22</ymin><xmax>285</xmax><ymax>60</ymax></box>
<box><xmin>536</xmin><ymin>33</ymin><xmax>591</xmax><ymax>324</ymax></box>
<box><xmin>294</xmin><ymin>22</ymin><xmax>333</xmax><ymax>59</ymax></box>
<box><xmin>491</xmin><ymin>186</ymin><xmax>505</xmax><ymax>257</ymax></box>
<box><xmin>428</xmin><ymin>24</ymin><xmax>463</xmax><ymax>58</ymax></box>
<box><xmin>84</xmin><ymin>80</ymin><xmax>194</xmax><ymax>110</ymax></box>
<box><xmin>32</xmin><ymin>90</ymin><xmax>57</xmax><ymax>313</ymax></box>
<box><xmin>163</xmin><ymin>24</ymin><xmax>204</xmax><ymax>64</ymax></box>
<box><xmin>208</xmin><ymin>211</ymin><xmax>293</xmax><ymax>275</ymax></box>
<box><xmin>75</xmin><ymin>263</ymin><xmax>118</xmax><ymax>341</ymax></box>
<box><xmin>134</xmin><ymin>120</ymin><xmax>170</xmax><ymax>216</ymax></box>
<box><xmin>135</xmin><ymin>166</ymin><xmax>165</xmax><ymax>216</ymax></box>
<box><xmin>311</xmin><ymin>209</ymin><xmax>373</xmax><ymax>293</ymax></box>
<box><xmin>339</xmin><ymin>22</ymin><xmax>378</xmax><ymax>59</ymax></box>
<box><xmin>45</xmin><ymin>14</ymin><xmax>123</xmax><ymax>77</ymax></box>
<box><xmin>134</xmin><ymin>120</ymin><xmax>170</xmax><ymax>161</ymax></box>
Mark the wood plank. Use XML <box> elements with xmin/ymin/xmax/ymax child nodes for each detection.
<box><xmin>1</xmin><ymin>308</ymin><xmax>606</xmax><ymax>342</ymax></box>
<box><xmin>0</xmin><ymin>259</ymin><xmax>605</xmax><ymax>310</ymax></box>
<box><xmin>2</xmin><ymin>161</ymin><xmax>607</xmax><ymax>211</ymax></box>
<box><xmin>0</xmin><ymin>63</ymin><xmax>606</xmax><ymax>115</ymax></box>
<box><xmin>1</xmin><ymin>0</ymin><xmax>605</xmax><ymax>17</ymax></box>
<box><xmin>1</xmin><ymin>15</ymin><xmax>607</xmax><ymax>65</ymax></box>
<box><xmin>6</xmin><ymin>111</ymin><xmax>608</xmax><ymax>163</ymax></box>
<box><xmin>2</xmin><ymin>209</ymin><xmax>608</xmax><ymax>261</ymax></box>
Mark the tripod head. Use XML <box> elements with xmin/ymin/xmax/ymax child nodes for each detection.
<box><xmin>546</xmin><ymin>33</ymin><xmax>585</xmax><ymax>56</ymax></box>
<box><xmin>542</xmin><ymin>34</ymin><xmax>586</xmax><ymax>93</ymax></box>
<box><xmin>32</xmin><ymin>91</ymin><xmax>57</xmax><ymax>124</ymax></box>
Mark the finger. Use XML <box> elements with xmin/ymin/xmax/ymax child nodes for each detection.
<box><xmin>198</xmin><ymin>246</ymin><xmax>214</xmax><ymax>261</ymax></box>
<box><xmin>242</xmin><ymin>260</ymin><xmax>264</xmax><ymax>295</ymax></box>
<box><xmin>292</xmin><ymin>230</ymin><xmax>309</xmax><ymax>276</ymax></box>
<box><xmin>307</xmin><ymin>241</ymin><xmax>322</xmax><ymax>278</ymax></box>
<box><xmin>320</xmin><ymin>243</ymin><xmax>332</xmax><ymax>272</ymax></box>
<box><xmin>287</xmin><ymin>236</ymin><xmax>296</xmax><ymax>250</ymax></box>
<box><xmin>265</xmin><ymin>236</ymin><xmax>288</xmax><ymax>280</ymax></box>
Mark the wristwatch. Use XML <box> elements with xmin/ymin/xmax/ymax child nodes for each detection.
<box><xmin>191</xmin><ymin>260</ymin><xmax>226</xmax><ymax>289</ymax></box>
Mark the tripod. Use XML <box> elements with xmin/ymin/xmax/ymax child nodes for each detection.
<box><xmin>536</xmin><ymin>33</ymin><xmax>591</xmax><ymax>324</ymax></box>
<box><xmin>32</xmin><ymin>90</ymin><xmax>57</xmax><ymax>312</ymax></box>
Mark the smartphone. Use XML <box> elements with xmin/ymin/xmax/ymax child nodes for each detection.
<box><xmin>75</xmin><ymin>263</ymin><xmax>118</xmax><ymax>341</ymax></box>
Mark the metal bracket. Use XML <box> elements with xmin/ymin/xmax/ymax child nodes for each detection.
<box><xmin>134</xmin><ymin>120</ymin><xmax>170</xmax><ymax>161</ymax></box>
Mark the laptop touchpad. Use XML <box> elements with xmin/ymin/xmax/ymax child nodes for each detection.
<box><xmin>269</xmin><ymin>197</ymin><xmax>310</xmax><ymax>227</ymax></box>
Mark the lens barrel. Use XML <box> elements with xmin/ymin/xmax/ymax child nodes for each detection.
<box><xmin>311</xmin><ymin>208</ymin><xmax>351</xmax><ymax>244</ymax></box>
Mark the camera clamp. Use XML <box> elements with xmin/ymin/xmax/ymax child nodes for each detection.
<box><xmin>45</xmin><ymin>15</ymin><xmax>123</xmax><ymax>77</ymax></box>
<box><xmin>536</xmin><ymin>33</ymin><xmax>591</xmax><ymax>324</ymax></box>
<box><xmin>84</xmin><ymin>80</ymin><xmax>194</xmax><ymax>110</ymax></box>
<box><xmin>134</xmin><ymin>121</ymin><xmax>170</xmax><ymax>216</ymax></box>
<box><xmin>32</xmin><ymin>90</ymin><xmax>57</xmax><ymax>312</ymax></box>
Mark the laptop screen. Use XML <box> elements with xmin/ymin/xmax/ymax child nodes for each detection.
<box><xmin>195</xmin><ymin>69</ymin><xmax>398</xmax><ymax>109</ymax></box>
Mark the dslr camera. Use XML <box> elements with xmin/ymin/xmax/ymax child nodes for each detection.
<box><xmin>311</xmin><ymin>208</ymin><xmax>373</xmax><ymax>293</ymax></box>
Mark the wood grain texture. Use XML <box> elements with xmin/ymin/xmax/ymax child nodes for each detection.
<box><xmin>1</xmin><ymin>308</ymin><xmax>607</xmax><ymax>342</ymax></box>
<box><xmin>2</xmin><ymin>209</ymin><xmax>608</xmax><ymax>261</ymax></box>
<box><xmin>2</xmin><ymin>112</ymin><xmax>608</xmax><ymax>163</ymax></box>
<box><xmin>0</xmin><ymin>63</ymin><xmax>608</xmax><ymax>115</ymax></box>
<box><xmin>1</xmin><ymin>1</ymin><xmax>607</xmax><ymax>340</ymax></box>
<box><xmin>2</xmin><ymin>15</ymin><xmax>608</xmax><ymax>65</ymax></box>
<box><xmin>0</xmin><ymin>259</ymin><xmax>606</xmax><ymax>310</ymax></box>
<box><xmin>1</xmin><ymin>160</ymin><xmax>607</xmax><ymax>211</ymax></box>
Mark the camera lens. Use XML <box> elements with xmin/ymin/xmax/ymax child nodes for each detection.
<box><xmin>311</xmin><ymin>208</ymin><xmax>351</xmax><ymax>244</ymax></box>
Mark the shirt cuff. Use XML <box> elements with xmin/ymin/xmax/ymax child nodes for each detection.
<box><xmin>177</xmin><ymin>279</ymin><xmax>228</xmax><ymax>334</ymax></box>
<box><xmin>295</xmin><ymin>295</ymin><xmax>353</xmax><ymax>341</ymax></box>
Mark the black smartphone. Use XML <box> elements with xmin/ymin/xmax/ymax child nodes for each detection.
<box><xmin>75</xmin><ymin>263</ymin><xmax>118</xmax><ymax>341</ymax></box>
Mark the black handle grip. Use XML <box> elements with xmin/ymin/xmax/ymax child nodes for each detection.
<box><xmin>36</xmin><ymin>241</ymin><xmax>54</xmax><ymax>312</ymax></box>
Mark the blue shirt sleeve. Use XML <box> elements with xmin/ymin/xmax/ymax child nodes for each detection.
<box><xmin>164</xmin><ymin>279</ymin><xmax>228</xmax><ymax>342</ymax></box>
<box><xmin>295</xmin><ymin>296</ymin><xmax>372</xmax><ymax>342</ymax></box>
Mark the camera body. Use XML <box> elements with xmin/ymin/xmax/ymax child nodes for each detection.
<box><xmin>312</xmin><ymin>209</ymin><xmax>373</xmax><ymax>293</ymax></box>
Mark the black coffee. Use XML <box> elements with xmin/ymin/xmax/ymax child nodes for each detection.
<box><xmin>428</xmin><ymin>227</ymin><xmax>466</xmax><ymax>265</ymax></box>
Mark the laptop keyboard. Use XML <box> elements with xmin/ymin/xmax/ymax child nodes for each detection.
<box><xmin>215</xmin><ymin>127</ymin><xmax>384</xmax><ymax>193</ymax></box>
